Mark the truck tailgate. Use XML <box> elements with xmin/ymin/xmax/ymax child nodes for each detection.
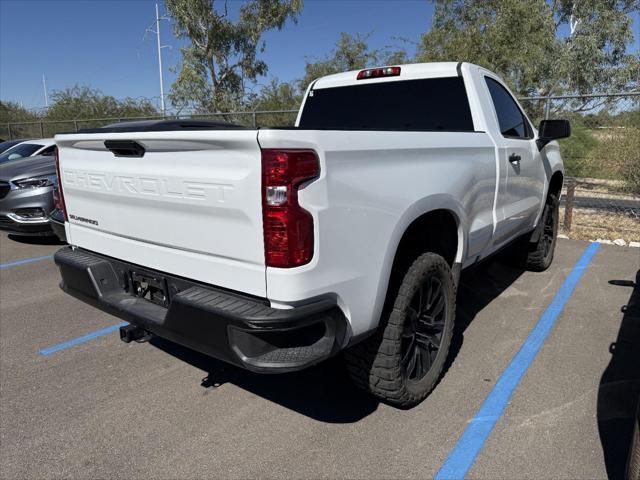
<box><xmin>56</xmin><ymin>130</ymin><xmax>266</xmax><ymax>297</ymax></box>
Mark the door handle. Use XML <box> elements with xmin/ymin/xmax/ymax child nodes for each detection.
<box><xmin>509</xmin><ymin>153</ymin><xmax>521</xmax><ymax>163</ymax></box>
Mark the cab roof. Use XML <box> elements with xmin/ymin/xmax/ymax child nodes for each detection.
<box><xmin>311</xmin><ymin>62</ymin><xmax>464</xmax><ymax>90</ymax></box>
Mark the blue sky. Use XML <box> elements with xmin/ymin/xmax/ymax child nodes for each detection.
<box><xmin>0</xmin><ymin>0</ymin><xmax>433</xmax><ymax>110</ymax></box>
<box><xmin>1</xmin><ymin>0</ymin><xmax>638</xmax><ymax>111</ymax></box>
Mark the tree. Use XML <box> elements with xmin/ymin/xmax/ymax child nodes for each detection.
<box><xmin>248</xmin><ymin>78</ymin><xmax>301</xmax><ymax>126</ymax></box>
<box><xmin>247</xmin><ymin>33</ymin><xmax>408</xmax><ymax>126</ymax></box>
<box><xmin>549</xmin><ymin>0</ymin><xmax>639</xmax><ymax>95</ymax></box>
<box><xmin>244</xmin><ymin>32</ymin><xmax>409</xmax><ymax>125</ymax></box>
<box><xmin>417</xmin><ymin>0</ymin><xmax>640</xmax><ymax>96</ymax></box>
<box><xmin>166</xmin><ymin>0</ymin><xmax>302</xmax><ymax>113</ymax></box>
<box><xmin>299</xmin><ymin>32</ymin><xmax>408</xmax><ymax>90</ymax></box>
<box><xmin>45</xmin><ymin>86</ymin><xmax>158</xmax><ymax>121</ymax></box>
<box><xmin>250</xmin><ymin>78</ymin><xmax>300</xmax><ymax>111</ymax></box>
<box><xmin>0</xmin><ymin>101</ymin><xmax>40</xmax><ymax>124</ymax></box>
<box><xmin>299</xmin><ymin>33</ymin><xmax>377</xmax><ymax>89</ymax></box>
<box><xmin>0</xmin><ymin>101</ymin><xmax>41</xmax><ymax>139</ymax></box>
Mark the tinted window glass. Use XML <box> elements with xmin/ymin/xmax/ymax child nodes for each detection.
<box><xmin>485</xmin><ymin>77</ymin><xmax>530</xmax><ymax>138</ymax></box>
<box><xmin>40</xmin><ymin>145</ymin><xmax>56</xmax><ymax>156</ymax></box>
<box><xmin>0</xmin><ymin>143</ymin><xmax>43</xmax><ymax>164</ymax></box>
<box><xmin>0</xmin><ymin>140</ymin><xmax>23</xmax><ymax>154</ymax></box>
<box><xmin>299</xmin><ymin>77</ymin><xmax>474</xmax><ymax>131</ymax></box>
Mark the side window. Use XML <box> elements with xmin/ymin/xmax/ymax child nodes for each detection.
<box><xmin>40</xmin><ymin>146</ymin><xmax>56</xmax><ymax>156</ymax></box>
<box><xmin>485</xmin><ymin>77</ymin><xmax>531</xmax><ymax>139</ymax></box>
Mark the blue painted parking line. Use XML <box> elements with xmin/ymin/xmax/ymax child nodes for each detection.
<box><xmin>0</xmin><ymin>254</ymin><xmax>53</xmax><ymax>270</ymax></box>
<box><xmin>435</xmin><ymin>242</ymin><xmax>601</xmax><ymax>480</ymax></box>
<box><xmin>40</xmin><ymin>322</ymin><xmax>129</xmax><ymax>356</ymax></box>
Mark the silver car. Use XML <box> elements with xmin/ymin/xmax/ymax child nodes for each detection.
<box><xmin>0</xmin><ymin>154</ymin><xmax>57</xmax><ymax>236</ymax></box>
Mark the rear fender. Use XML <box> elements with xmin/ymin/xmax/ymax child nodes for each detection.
<box><xmin>371</xmin><ymin>194</ymin><xmax>467</xmax><ymax>327</ymax></box>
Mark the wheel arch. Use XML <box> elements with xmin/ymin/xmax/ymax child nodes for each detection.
<box><xmin>391</xmin><ymin>209</ymin><xmax>463</xmax><ymax>268</ymax></box>
<box><xmin>370</xmin><ymin>196</ymin><xmax>467</xmax><ymax>336</ymax></box>
<box><xmin>548</xmin><ymin>170</ymin><xmax>564</xmax><ymax>199</ymax></box>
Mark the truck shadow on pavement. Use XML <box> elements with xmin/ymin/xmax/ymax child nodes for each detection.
<box><xmin>151</xmin><ymin>255</ymin><xmax>524</xmax><ymax>423</ymax></box>
<box><xmin>598</xmin><ymin>271</ymin><xmax>640</xmax><ymax>480</ymax></box>
<box><xmin>444</xmin><ymin>255</ymin><xmax>525</xmax><ymax>377</ymax></box>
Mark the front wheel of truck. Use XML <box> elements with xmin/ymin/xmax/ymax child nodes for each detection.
<box><xmin>521</xmin><ymin>193</ymin><xmax>560</xmax><ymax>272</ymax></box>
<box><xmin>344</xmin><ymin>252</ymin><xmax>455</xmax><ymax>408</ymax></box>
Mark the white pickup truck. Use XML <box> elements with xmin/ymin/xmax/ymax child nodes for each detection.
<box><xmin>53</xmin><ymin>62</ymin><xmax>570</xmax><ymax>407</ymax></box>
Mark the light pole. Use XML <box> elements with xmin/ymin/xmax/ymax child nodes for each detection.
<box><xmin>42</xmin><ymin>73</ymin><xmax>49</xmax><ymax>108</ymax></box>
<box><xmin>147</xmin><ymin>3</ymin><xmax>170</xmax><ymax>116</ymax></box>
<box><xmin>155</xmin><ymin>3</ymin><xmax>165</xmax><ymax>116</ymax></box>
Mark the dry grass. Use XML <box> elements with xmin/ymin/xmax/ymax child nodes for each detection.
<box><xmin>560</xmin><ymin>207</ymin><xmax>640</xmax><ymax>243</ymax></box>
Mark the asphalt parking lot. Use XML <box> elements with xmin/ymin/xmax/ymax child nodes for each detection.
<box><xmin>1</xmin><ymin>233</ymin><xmax>639</xmax><ymax>479</ymax></box>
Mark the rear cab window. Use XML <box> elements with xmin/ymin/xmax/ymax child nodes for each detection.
<box><xmin>299</xmin><ymin>77</ymin><xmax>475</xmax><ymax>131</ymax></box>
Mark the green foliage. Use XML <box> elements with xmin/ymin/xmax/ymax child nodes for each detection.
<box><xmin>417</xmin><ymin>0</ymin><xmax>640</xmax><ymax>96</ymax></box>
<box><xmin>551</xmin><ymin>0</ymin><xmax>639</xmax><ymax>95</ymax></box>
<box><xmin>585</xmin><ymin>127</ymin><xmax>640</xmax><ymax>190</ymax></box>
<box><xmin>299</xmin><ymin>33</ymin><xmax>377</xmax><ymax>89</ymax></box>
<box><xmin>45</xmin><ymin>86</ymin><xmax>158</xmax><ymax>121</ymax></box>
<box><xmin>608</xmin><ymin>105</ymin><xmax>640</xmax><ymax>127</ymax></box>
<box><xmin>622</xmin><ymin>129</ymin><xmax>640</xmax><ymax>194</ymax></box>
<box><xmin>0</xmin><ymin>101</ymin><xmax>40</xmax><ymax>124</ymax></box>
<box><xmin>166</xmin><ymin>0</ymin><xmax>302</xmax><ymax>112</ymax></box>
<box><xmin>244</xmin><ymin>32</ymin><xmax>407</xmax><ymax>123</ymax></box>
<box><xmin>0</xmin><ymin>101</ymin><xmax>42</xmax><ymax>140</ymax></box>
<box><xmin>248</xmin><ymin>78</ymin><xmax>300</xmax><ymax>126</ymax></box>
<box><xmin>251</xmin><ymin>78</ymin><xmax>301</xmax><ymax>111</ymax></box>
<box><xmin>45</xmin><ymin>85</ymin><xmax>158</xmax><ymax>120</ymax></box>
<box><xmin>299</xmin><ymin>32</ymin><xmax>408</xmax><ymax>90</ymax></box>
<box><xmin>558</xmin><ymin>123</ymin><xmax>598</xmax><ymax>177</ymax></box>
<box><xmin>1</xmin><ymin>87</ymin><xmax>159</xmax><ymax>139</ymax></box>
<box><xmin>558</xmin><ymin>114</ymin><xmax>640</xmax><ymax>191</ymax></box>
<box><xmin>418</xmin><ymin>0</ymin><xmax>556</xmax><ymax>96</ymax></box>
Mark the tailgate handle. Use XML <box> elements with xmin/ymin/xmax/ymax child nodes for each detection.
<box><xmin>104</xmin><ymin>140</ymin><xmax>146</xmax><ymax>157</ymax></box>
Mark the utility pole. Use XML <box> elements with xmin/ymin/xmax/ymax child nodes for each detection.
<box><xmin>42</xmin><ymin>73</ymin><xmax>49</xmax><ymax>108</ymax></box>
<box><xmin>155</xmin><ymin>3</ymin><xmax>165</xmax><ymax>115</ymax></box>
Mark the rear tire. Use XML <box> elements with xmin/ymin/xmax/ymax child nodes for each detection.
<box><xmin>516</xmin><ymin>194</ymin><xmax>560</xmax><ymax>272</ymax></box>
<box><xmin>344</xmin><ymin>253</ymin><xmax>455</xmax><ymax>408</ymax></box>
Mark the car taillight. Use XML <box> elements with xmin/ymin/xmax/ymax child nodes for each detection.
<box><xmin>261</xmin><ymin>149</ymin><xmax>319</xmax><ymax>268</ymax></box>
<box><xmin>53</xmin><ymin>146</ymin><xmax>68</xmax><ymax>220</ymax></box>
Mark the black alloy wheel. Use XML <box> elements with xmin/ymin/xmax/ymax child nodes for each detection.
<box><xmin>541</xmin><ymin>200</ymin><xmax>557</xmax><ymax>259</ymax></box>
<box><xmin>401</xmin><ymin>275</ymin><xmax>447</xmax><ymax>382</ymax></box>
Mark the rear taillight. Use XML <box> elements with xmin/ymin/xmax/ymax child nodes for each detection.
<box><xmin>53</xmin><ymin>147</ymin><xmax>68</xmax><ymax>220</ymax></box>
<box><xmin>261</xmin><ymin>149</ymin><xmax>319</xmax><ymax>268</ymax></box>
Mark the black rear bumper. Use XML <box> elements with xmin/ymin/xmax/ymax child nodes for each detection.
<box><xmin>54</xmin><ymin>247</ymin><xmax>347</xmax><ymax>372</ymax></box>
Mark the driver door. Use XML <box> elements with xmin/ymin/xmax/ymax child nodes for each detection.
<box><xmin>485</xmin><ymin>77</ymin><xmax>545</xmax><ymax>246</ymax></box>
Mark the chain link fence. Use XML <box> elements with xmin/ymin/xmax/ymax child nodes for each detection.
<box><xmin>520</xmin><ymin>92</ymin><xmax>639</xmax><ymax>243</ymax></box>
<box><xmin>0</xmin><ymin>110</ymin><xmax>299</xmax><ymax>140</ymax></box>
<box><xmin>2</xmin><ymin>92</ymin><xmax>638</xmax><ymax>242</ymax></box>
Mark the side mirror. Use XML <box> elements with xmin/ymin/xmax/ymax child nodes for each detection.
<box><xmin>537</xmin><ymin>119</ymin><xmax>571</xmax><ymax>150</ymax></box>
